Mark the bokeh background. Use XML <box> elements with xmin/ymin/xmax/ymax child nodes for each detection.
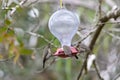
<box><xmin>0</xmin><ymin>0</ymin><xmax>120</xmax><ymax>80</ymax></box>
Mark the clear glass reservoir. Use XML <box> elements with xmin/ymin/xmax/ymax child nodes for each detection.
<box><xmin>48</xmin><ymin>9</ymin><xmax>80</xmax><ymax>47</ymax></box>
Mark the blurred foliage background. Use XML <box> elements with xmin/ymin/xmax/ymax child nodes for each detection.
<box><xmin>0</xmin><ymin>0</ymin><xmax>120</xmax><ymax>80</ymax></box>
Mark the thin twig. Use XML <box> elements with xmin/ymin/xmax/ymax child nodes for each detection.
<box><xmin>73</xmin><ymin>31</ymin><xmax>93</xmax><ymax>47</ymax></box>
<box><xmin>106</xmin><ymin>31</ymin><xmax>120</xmax><ymax>40</ymax></box>
<box><xmin>113</xmin><ymin>72</ymin><xmax>120</xmax><ymax>80</ymax></box>
<box><xmin>93</xmin><ymin>60</ymin><xmax>104</xmax><ymax>80</ymax></box>
<box><xmin>99</xmin><ymin>21</ymin><xmax>120</xmax><ymax>24</ymax></box>
<box><xmin>74</xmin><ymin>27</ymin><xmax>97</xmax><ymax>47</ymax></box>
<box><xmin>0</xmin><ymin>55</ymin><xmax>14</xmax><ymax>62</ymax></box>
<box><xmin>108</xmin><ymin>28</ymin><xmax>120</xmax><ymax>32</ymax></box>
<box><xmin>0</xmin><ymin>59</ymin><xmax>8</xmax><ymax>62</ymax></box>
<box><xmin>77</xmin><ymin>61</ymin><xmax>85</xmax><ymax>80</ymax></box>
<box><xmin>26</xmin><ymin>31</ymin><xmax>58</xmax><ymax>48</ymax></box>
<box><xmin>94</xmin><ymin>0</ymin><xmax>103</xmax><ymax>23</ymax></box>
<box><xmin>98</xmin><ymin>0</ymin><xmax>102</xmax><ymax>19</ymax></box>
<box><xmin>35</xmin><ymin>57</ymin><xmax>57</xmax><ymax>74</ymax></box>
<box><xmin>2</xmin><ymin>0</ymin><xmax>28</xmax><ymax>15</ymax></box>
<box><xmin>105</xmin><ymin>0</ymin><xmax>116</xmax><ymax>7</ymax></box>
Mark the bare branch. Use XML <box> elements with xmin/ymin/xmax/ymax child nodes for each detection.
<box><xmin>106</xmin><ymin>31</ymin><xmax>120</xmax><ymax>40</ymax></box>
<box><xmin>77</xmin><ymin>7</ymin><xmax>120</xmax><ymax>80</ymax></box>
<box><xmin>77</xmin><ymin>61</ymin><xmax>85</xmax><ymax>80</ymax></box>
<box><xmin>26</xmin><ymin>31</ymin><xmax>58</xmax><ymax>48</ymax></box>
<box><xmin>89</xmin><ymin>7</ymin><xmax>120</xmax><ymax>50</ymax></box>
<box><xmin>2</xmin><ymin>0</ymin><xmax>28</xmax><ymax>16</ymax></box>
<box><xmin>113</xmin><ymin>72</ymin><xmax>120</xmax><ymax>80</ymax></box>
<box><xmin>104</xmin><ymin>0</ymin><xmax>116</xmax><ymax>7</ymax></box>
<box><xmin>98</xmin><ymin>0</ymin><xmax>102</xmax><ymax>19</ymax></box>
<box><xmin>108</xmin><ymin>28</ymin><xmax>120</xmax><ymax>32</ymax></box>
<box><xmin>93</xmin><ymin>60</ymin><xmax>104</xmax><ymax>80</ymax></box>
<box><xmin>25</xmin><ymin>0</ymin><xmax>96</xmax><ymax>11</ymax></box>
<box><xmin>0</xmin><ymin>59</ymin><xmax>8</xmax><ymax>62</ymax></box>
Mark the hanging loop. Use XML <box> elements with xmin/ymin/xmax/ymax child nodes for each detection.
<box><xmin>60</xmin><ymin>0</ymin><xmax>63</xmax><ymax>8</ymax></box>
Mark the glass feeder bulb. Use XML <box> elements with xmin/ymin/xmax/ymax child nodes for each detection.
<box><xmin>48</xmin><ymin>9</ymin><xmax>80</xmax><ymax>47</ymax></box>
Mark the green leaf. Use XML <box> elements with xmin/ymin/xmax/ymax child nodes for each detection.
<box><xmin>0</xmin><ymin>27</ymin><xmax>7</xmax><ymax>42</ymax></box>
<box><xmin>20</xmin><ymin>48</ymin><xmax>33</xmax><ymax>55</ymax></box>
<box><xmin>7</xmin><ymin>29</ymin><xmax>15</xmax><ymax>36</ymax></box>
<box><xmin>5</xmin><ymin>19</ymin><xmax>11</xmax><ymax>26</ymax></box>
<box><xmin>0</xmin><ymin>37</ymin><xmax>3</xmax><ymax>42</ymax></box>
<box><xmin>0</xmin><ymin>27</ymin><xmax>7</xmax><ymax>33</ymax></box>
<box><xmin>8</xmin><ymin>51</ymin><xmax>14</xmax><ymax>59</ymax></box>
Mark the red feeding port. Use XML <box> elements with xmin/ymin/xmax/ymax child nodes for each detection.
<box><xmin>53</xmin><ymin>47</ymin><xmax>78</xmax><ymax>58</ymax></box>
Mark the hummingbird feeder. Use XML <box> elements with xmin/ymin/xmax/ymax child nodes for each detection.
<box><xmin>48</xmin><ymin>8</ymin><xmax>80</xmax><ymax>58</ymax></box>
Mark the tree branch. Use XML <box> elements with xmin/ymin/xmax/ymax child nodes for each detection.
<box><xmin>89</xmin><ymin>7</ymin><xmax>120</xmax><ymax>50</ymax></box>
<box><xmin>77</xmin><ymin>7</ymin><xmax>120</xmax><ymax>80</ymax></box>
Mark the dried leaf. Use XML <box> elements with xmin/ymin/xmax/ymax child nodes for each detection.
<box><xmin>13</xmin><ymin>52</ymin><xmax>20</xmax><ymax>64</ymax></box>
<box><xmin>87</xmin><ymin>54</ymin><xmax>96</xmax><ymax>70</ymax></box>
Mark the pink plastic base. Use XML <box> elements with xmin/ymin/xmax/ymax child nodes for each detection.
<box><xmin>53</xmin><ymin>47</ymin><xmax>78</xmax><ymax>58</ymax></box>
